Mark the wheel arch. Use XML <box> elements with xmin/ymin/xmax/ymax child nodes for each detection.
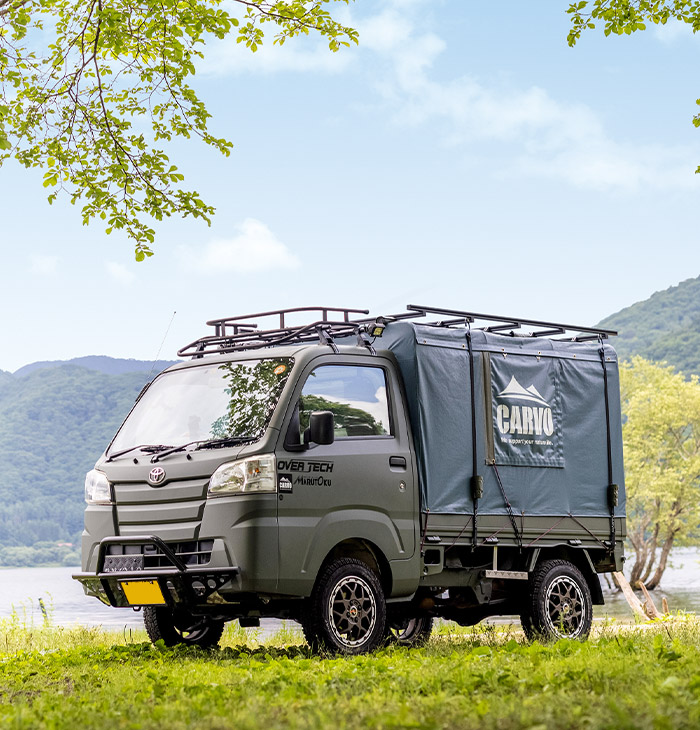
<box><xmin>531</xmin><ymin>546</ymin><xmax>604</xmax><ymax>605</ymax></box>
<box><xmin>319</xmin><ymin>538</ymin><xmax>392</xmax><ymax>595</ymax></box>
<box><xmin>299</xmin><ymin>510</ymin><xmax>406</xmax><ymax>596</ymax></box>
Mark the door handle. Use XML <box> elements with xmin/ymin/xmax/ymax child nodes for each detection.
<box><xmin>389</xmin><ymin>456</ymin><xmax>407</xmax><ymax>470</ymax></box>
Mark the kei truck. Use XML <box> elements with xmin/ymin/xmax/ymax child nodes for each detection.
<box><xmin>74</xmin><ymin>305</ymin><xmax>625</xmax><ymax>654</ymax></box>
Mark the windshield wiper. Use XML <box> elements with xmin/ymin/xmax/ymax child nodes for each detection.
<box><xmin>150</xmin><ymin>436</ymin><xmax>258</xmax><ymax>463</ymax></box>
<box><xmin>106</xmin><ymin>444</ymin><xmax>172</xmax><ymax>462</ymax></box>
<box><xmin>150</xmin><ymin>440</ymin><xmax>206</xmax><ymax>463</ymax></box>
<box><xmin>196</xmin><ymin>436</ymin><xmax>257</xmax><ymax>450</ymax></box>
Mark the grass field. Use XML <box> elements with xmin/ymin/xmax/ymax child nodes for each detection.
<box><xmin>2</xmin><ymin>615</ymin><xmax>700</xmax><ymax>730</ymax></box>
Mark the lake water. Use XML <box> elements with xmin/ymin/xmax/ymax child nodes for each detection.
<box><xmin>1</xmin><ymin>548</ymin><xmax>699</xmax><ymax>632</ymax></box>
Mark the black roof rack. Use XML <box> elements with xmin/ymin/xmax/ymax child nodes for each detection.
<box><xmin>178</xmin><ymin>304</ymin><xmax>616</xmax><ymax>358</ymax></box>
<box><xmin>406</xmin><ymin>304</ymin><xmax>617</xmax><ymax>341</ymax></box>
<box><xmin>178</xmin><ymin>307</ymin><xmax>373</xmax><ymax>358</ymax></box>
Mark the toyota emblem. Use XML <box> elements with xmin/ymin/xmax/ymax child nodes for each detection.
<box><xmin>148</xmin><ymin>467</ymin><xmax>166</xmax><ymax>485</ymax></box>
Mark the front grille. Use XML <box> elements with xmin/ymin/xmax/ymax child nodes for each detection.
<box><xmin>103</xmin><ymin>555</ymin><xmax>144</xmax><ymax>572</ymax></box>
<box><xmin>103</xmin><ymin>540</ymin><xmax>214</xmax><ymax>570</ymax></box>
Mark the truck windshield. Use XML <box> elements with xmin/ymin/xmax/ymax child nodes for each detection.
<box><xmin>108</xmin><ymin>358</ymin><xmax>293</xmax><ymax>455</ymax></box>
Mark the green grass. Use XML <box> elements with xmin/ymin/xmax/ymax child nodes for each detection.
<box><xmin>2</xmin><ymin>616</ymin><xmax>700</xmax><ymax>729</ymax></box>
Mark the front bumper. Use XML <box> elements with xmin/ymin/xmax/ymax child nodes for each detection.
<box><xmin>73</xmin><ymin>535</ymin><xmax>239</xmax><ymax>609</ymax></box>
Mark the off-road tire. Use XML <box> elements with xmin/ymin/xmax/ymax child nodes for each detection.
<box><xmin>521</xmin><ymin>559</ymin><xmax>592</xmax><ymax>641</ymax></box>
<box><xmin>386</xmin><ymin>616</ymin><xmax>434</xmax><ymax>647</ymax></box>
<box><xmin>143</xmin><ymin>606</ymin><xmax>224</xmax><ymax>649</ymax></box>
<box><xmin>302</xmin><ymin>557</ymin><xmax>386</xmax><ymax>655</ymax></box>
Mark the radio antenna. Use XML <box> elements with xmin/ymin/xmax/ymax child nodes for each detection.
<box><xmin>148</xmin><ymin>310</ymin><xmax>177</xmax><ymax>380</ymax></box>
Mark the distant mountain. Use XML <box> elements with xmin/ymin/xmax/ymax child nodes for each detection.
<box><xmin>597</xmin><ymin>275</ymin><xmax>700</xmax><ymax>375</ymax></box>
<box><xmin>14</xmin><ymin>355</ymin><xmax>178</xmax><ymax>378</ymax></box>
<box><xmin>0</xmin><ymin>358</ymin><xmax>172</xmax><ymax>563</ymax></box>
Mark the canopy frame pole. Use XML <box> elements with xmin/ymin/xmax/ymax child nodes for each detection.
<box><xmin>598</xmin><ymin>335</ymin><xmax>618</xmax><ymax>554</ymax></box>
<box><xmin>466</xmin><ymin>324</ymin><xmax>483</xmax><ymax>550</ymax></box>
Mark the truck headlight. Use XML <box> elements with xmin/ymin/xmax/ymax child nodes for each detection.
<box><xmin>85</xmin><ymin>469</ymin><xmax>112</xmax><ymax>505</ymax></box>
<box><xmin>208</xmin><ymin>454</ymin><xmax>277</xmax><ymax>496</ymax></box>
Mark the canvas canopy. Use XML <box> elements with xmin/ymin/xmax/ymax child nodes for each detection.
<box><xmin>380</xmin><ymin>322</ymin><xmax>625</xmax><ymax>518</ymax></box>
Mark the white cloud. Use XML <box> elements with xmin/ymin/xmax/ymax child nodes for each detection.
<box><xmin>654</xmin><ymin>20</ymin><xmax>695</xmax><ymax>43</ymax></box>
<box><xmin>29</xmin><ymin>255</ymin><xmax>59</xmax><ymax>275</ymax></box>
<box><xmin>180</xmin><ymin>218</ymin><xmax>301</xmax><ymax>274</ymax></box>
<box><xmin>356</xmin><ymin>6</ymin><xmax>700</xmax><ymax>192</ymax></box>
<box><xmin>359</xmin><ymin>9</ymin><xmax>414</xmax><ymax>53</ymax></box>
<box><xmin>198</xmin><ymin>1</ymin><xmax>698</xmax><ymax>192</ymax></box>
<box><xmin>106</xmin><ymin>261</ymin><xmax>136</xmax><ymax>286</ymax></box>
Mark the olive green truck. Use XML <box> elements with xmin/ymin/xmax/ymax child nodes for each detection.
<box><xmin>74</xmin><ymin>305</ymin><xmax>625</xmax><ymax>654</ymax></box>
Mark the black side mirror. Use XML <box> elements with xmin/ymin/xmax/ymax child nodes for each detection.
<box><xmin>308</xmin><ymin>411</ymin><xmax>335</xmax><ymax>445</ymax></box>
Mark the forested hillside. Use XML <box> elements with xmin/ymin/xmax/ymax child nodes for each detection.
<box><xmin>0</xmin><ymin>363</ymin><xmax>161</xmax><ymax>565</ymax></box>
<box><xmin>598</xmin><ymin>275</ymin><xmax>700</xmax><ymax>375</ymax></box>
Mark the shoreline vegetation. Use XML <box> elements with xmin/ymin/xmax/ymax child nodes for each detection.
<box><xmin>1</xmin><ymin>615</ymin><xmax>700</xmax><ymax>729</ymax></box>
<box><xmin>0</xmin><ymin>542</ymin><xmax>80</xmax><ymax>568</ymax></box>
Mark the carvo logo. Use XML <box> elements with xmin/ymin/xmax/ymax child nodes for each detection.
<box><xmin>495</xmin><ymin>376</ymin><xmax>554</xmax><ymax>437</ymax></box>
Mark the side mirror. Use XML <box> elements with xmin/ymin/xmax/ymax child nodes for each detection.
<box><xmin>308</xmin><ymin>410</ymin><xmax>335</xmax><ymax>445</ymax></box>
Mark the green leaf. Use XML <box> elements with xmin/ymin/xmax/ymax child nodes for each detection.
<box><xmin>0</xmin><ymin>0</ymin><xmax>357</xmax><ymax>260</ymax></box>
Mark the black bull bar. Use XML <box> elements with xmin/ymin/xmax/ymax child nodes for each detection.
<box><xmin>72</xmin><ymin>535</ymin><xmax>239</xmax><ymax>609</ymax></box>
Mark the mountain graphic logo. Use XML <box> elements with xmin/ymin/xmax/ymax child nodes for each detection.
<box><xmin>497</xmin><ymin>376</ymin><xmax>550</xmax><ymax>407</ymax></box>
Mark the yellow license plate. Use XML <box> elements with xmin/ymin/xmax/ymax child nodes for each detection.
<box><xmin>121</xmin><ymin>579</ymin><xmax>166</xmax><ymax>606</ymax></box>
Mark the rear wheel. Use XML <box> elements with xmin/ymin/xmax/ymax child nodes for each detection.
<box><xmin>302</xmin><ymin>558</ymin><xmax>386</xmax><ymax>655</ymax></box>
<box><xmin>144</xmin><ymin>606</ymin><xmax>224</xmax><ymax>648</ymax></box>
<box><xmin>521</xmin><ymin>559</ymin><xmax>592</xmax><ymax>641</ymax></box>
<box><xmin>386</xmin><ymin>616</ymin><xmax>433</xmax><ymax>647</ymax></box>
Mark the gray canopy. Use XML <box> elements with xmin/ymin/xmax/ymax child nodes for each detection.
<box><xmin>380</xmin><ymin>322</ymin><xmax>625</xmax><ymax>518</ymax></box>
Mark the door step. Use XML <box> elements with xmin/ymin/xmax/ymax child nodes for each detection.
<box><xmin>483</xmin><ymin>569</ymin><xmax>528</xmax><ymax>581</ymax></box>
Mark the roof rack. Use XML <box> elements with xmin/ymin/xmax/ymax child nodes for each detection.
<box><xmin>406</xmin><ymin>305</ymin><xmax>617</xmax><ymax>341</ymax></box>
<box><xmin>206</xmin><ymin>306</ymin><xmax>370</xmax><ymax>336</ymax></box>
<box><xmin>178</xmin><ymin>307</ymin><xmax>373</xmax><ymax>358</ymax></box>
<box><xmin>178</xmin><ymin>304</ymin><xmax>616</xmax><ymax>358</ymax></box>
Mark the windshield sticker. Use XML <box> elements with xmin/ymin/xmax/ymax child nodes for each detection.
<box><xmin>274</xmin><ymin>364</ymin><xmax>287</xmax><ymax>375</ymax></box>
<box><xmin>490</xmin><ymin>356</ymin><xmax>564</xmax><ymax>468</ymax></box>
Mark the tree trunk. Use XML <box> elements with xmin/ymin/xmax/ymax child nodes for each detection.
<box><xmin>630</xmin><ymin>540</ymin><xmax>656</xmax><ymax>586</ymax></box>
<box><xmin>629</xmin><ymin>516</ymin><xmax>657</xmax><ymax>586</ymax></box>
<box><xmin>612</xmin><ymin>572</ymin><xmax>647</xmax><ymax>620</ymax></box>
<box><xmin>638</xmin><ymin>519</ymin><xmax>659</xmax><ymax>584</ymax></box>
<box><xmin>639</xmin><ymin>544</ymin><xmax>658</xmax><ymax>585</ymax></box>
<box><xmin>645</xmin><ymin>531</ymin><xmax>676</xmax><ymax>589</ymax></box>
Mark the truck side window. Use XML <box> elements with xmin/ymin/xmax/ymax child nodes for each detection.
<box><xmin>298</xmin><ymin>365</ymin><xmax>391</xmax><ymax>439</ymax></box>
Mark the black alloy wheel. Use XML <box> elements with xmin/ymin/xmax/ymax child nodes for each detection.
<box><xmin>144</xmin><ymin>606</ymin><xmax>225</xmax><ymax>648</ymax></box>
<box><xmin>302</xmin><ymin>557</ymin><xmax>386</xmax><ymax>655</ymax></box>
<box><xmin>521</xmin><ymin>559</ymin><xmax>593</xmax><ymax>641</ymax></box>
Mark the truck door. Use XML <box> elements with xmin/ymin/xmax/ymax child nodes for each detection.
<box><xmin>275</xmin><ymin>359</ymin><xmax>416</xmax><ymax>596</ymax></box>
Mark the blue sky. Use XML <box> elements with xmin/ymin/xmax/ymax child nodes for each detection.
<box><xmin>1</xmin><ymin>0</ymin><xmax>700</xmax><ymax>372</ymax></box>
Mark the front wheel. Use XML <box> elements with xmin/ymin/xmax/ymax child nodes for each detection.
<box><xmin>144</xmin><ymin>606</ymin><xmax>224</xmax><ymax>648</ymax></box>
<box><xmin>521</xmin><ymin>559</ymin><xmax>593</xmax><ymax>641</ymax></box>
<box><xmin>302</xmin><ymin>558</ymin><xmax>386</xmax><ymax>655</ymax></box>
